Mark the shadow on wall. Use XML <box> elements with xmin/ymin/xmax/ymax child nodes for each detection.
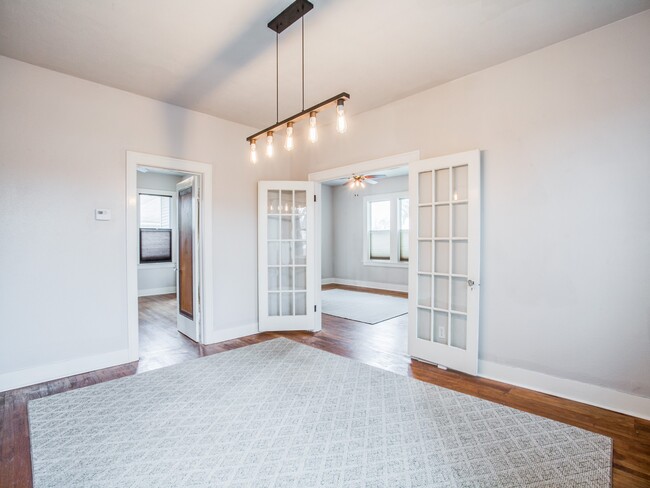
<box><xmin>163</xmin><ymin>0</ymin><xmax>336</xmax><ymax>156</ymax></box>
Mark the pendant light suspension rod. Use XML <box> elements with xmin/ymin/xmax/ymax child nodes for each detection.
<box><xmin>276</xmin><ymin>32</ymin><xmax>279</xmax><ymax>123</ymax></box>
<box><xmin>246</xmin><ymin>92</ymin><xmax>349</xmax><ymax>143</ymax></box>
<box><xmin>302</xmin><ymin>15</ymin><xmax>305</xmax><ymax>111</ymax></box>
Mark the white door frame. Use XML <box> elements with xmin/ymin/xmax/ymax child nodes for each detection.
<box><xmin>125</xmin><ymin>151</ymin><xmax>214</xmax><ymax>361</ymax></box>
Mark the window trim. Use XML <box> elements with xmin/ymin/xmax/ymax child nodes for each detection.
<box><xmin>137</xmin><ymin>188</ymin><xmax>177</xmax><ymax>268</ymax></box>
<box><xmin>363</xmin><ymin>191</ymin><xmax>409</xmax><ymax>268</ymax></box>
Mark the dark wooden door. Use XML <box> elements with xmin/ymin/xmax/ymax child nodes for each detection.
<box><xmin>178</xmin><ymin>186</ymin><xmax>193</xmax><ymax>319</ymax></box>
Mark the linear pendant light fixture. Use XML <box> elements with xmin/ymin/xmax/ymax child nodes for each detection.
<box><xmin>246</xmin><ymin>0</ymin><xmax>350</xmax><ymax>162</ymax></box>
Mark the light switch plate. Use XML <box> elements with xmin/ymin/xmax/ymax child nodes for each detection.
<box><xmin>95</xmin><ymin>209</ymin><xmax>111</xmax><ymax>221</ymax></box>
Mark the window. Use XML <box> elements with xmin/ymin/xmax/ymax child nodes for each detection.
<box><xmin>364</xmin><ymin>192</ymin><xmax>409</xmax><ymax>265</ymax></box>
<box><xmin>139</xmin><ymin>193</ymin><xmax>172</xmax><ymax>263</ymax></box>
<box><xmin>369</xmin><ymin>200</ymin><xmax>391</xmax><ymax>260</ymax></box>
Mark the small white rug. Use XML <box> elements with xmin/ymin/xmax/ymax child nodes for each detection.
<box><xmin>28</xmin><ymin>338</ymin><xmax>612</xmax><ymax>488</ymax></box>
<box><xmin>322</xmin><ymin>288</ymin><xmax>408</xmax><ymax>324</ymax></box>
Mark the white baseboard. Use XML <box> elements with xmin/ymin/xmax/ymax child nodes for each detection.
<box><xmin>205</xmin><ymin>322</ymin><xmax>259</xmax><ymax>345</ymax></box>
<box><xmin>479</xmin><ymin>360</ymin><xmax>650</xmax><ymax>421</ymax></box>
<box><xmin>138</xmin><ymin>287</ymin><xmax>176</xmax><ymax>297</ymax></box>
<box><xmin>0</xmin><ymin>349</ymin><xmax>131</xmax><ymax>393</ymax></box>
<box><xmin>322</xmin><ymin>278</ymin><xmax>408</xmax><ymax>293</ymax></box>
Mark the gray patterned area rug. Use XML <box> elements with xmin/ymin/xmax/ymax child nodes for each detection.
<box><xmin>28</xmin><ymin>339</ymin><xmax>611</xmax><ymax>487</ymax></box>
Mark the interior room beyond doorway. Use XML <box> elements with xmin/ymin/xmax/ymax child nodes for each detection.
<box><xmin>319</xmin><ymin>164</ymin><xmax>410</xmax><ymax>331</ymax></box>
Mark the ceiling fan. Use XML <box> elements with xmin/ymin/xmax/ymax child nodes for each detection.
<box><xmin>344</xmin><ymin>174</ymin><xmax>384</xmax><ymax>188</ymax></box>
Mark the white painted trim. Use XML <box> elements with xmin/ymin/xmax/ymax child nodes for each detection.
<box><xmin>308</xmin><ymin>151</ymin><xmax>420</xmax><ymax>182</ymax></box>
<box><xmin>322</xmin><ymin>278</ymin><xmax>408</xmax><ymax>294</ymax></box>
<box><xmin>138</xmin><ymin>287</ymin><xmax>176</xmax><ymax>297</ymax></box>
<box><xmin>0</xmin><ymin>349</ymin><xmax>131</xmax><ymax>393</ymax></box>
<box><xmin>479</xmin><ymin>360</ymin><xmax>650</xmax><ymax>421</ymax></box>
<box><xmin>126</xmin><ymin>151</ymin><xmax>214</xmax><ymax>358</ymax></box>
<box><xmin>206</xmin><ymin>323</ymin><xmax>259</xmax><ymax>344</ymax></box>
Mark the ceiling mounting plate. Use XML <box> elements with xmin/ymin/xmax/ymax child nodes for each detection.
<box><xmin>268</xmin><ymin>0</ymin><xmax>314</xmax><ymax>34</ymax></box>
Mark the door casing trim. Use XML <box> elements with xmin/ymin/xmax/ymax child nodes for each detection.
<box><xmin>126</xmin><ymin>151</ymin><xmax>214</xmax><ymax>361</ymax></box>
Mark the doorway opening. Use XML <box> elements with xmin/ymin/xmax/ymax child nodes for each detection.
<box><xmin>308</xmin><ymin>152</ymin><xmax>420</xmax><ymax>355</ymax></box>
<box><xmin>126</xmin><ymin>151</ymin><xmax>214</xmax><ymax>367</ymax></box>
<box><xmin>135</xmin><ymin>167</ymin><xmax>198</xmax><ymax>370</ymax></box>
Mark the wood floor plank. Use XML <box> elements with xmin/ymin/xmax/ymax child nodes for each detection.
<box><xmin>1</xmin><ymin>292</ymin><xmax>648</xmax><ymax>487</ymax></box>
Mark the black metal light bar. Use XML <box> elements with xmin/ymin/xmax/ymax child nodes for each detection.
<box><xmin>268</xmin><ymin>0</ymin><xmax>314</xmax><ymax>34</ymax></box>
<box><xmin>246</xmin><ymin>92</ymin><xmax>349</xmax><ymax>143</ymax></box>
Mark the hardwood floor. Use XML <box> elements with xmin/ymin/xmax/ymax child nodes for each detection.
<box><xmin>1</xmin><ymin>292</ymin><xmax>649</xmax><ymax>487</ymax></box>
<box><xmin>137</xmin><ymin>294</ymin><xmax>199</xmax><ymax>373</ymax></box>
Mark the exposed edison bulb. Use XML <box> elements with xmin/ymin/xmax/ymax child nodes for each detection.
<box><xmin>250</xmin><ymin>139</ymin><xmax>257</xmax><ymax>164</ymax></box>
<box><xmin>308</xmin><ymin>111</ymin><xmax>318</xmax><ymax>143</ymax></box>
<box><xmin>266</xmin><ymin>131</ymin><xmax>274</xmax><ymax>157</ymax></box>
<box><xmin>284</xmin><ymin>122</ymin><xmax>294</xmax><ymax>151</ymax></box>
<box><xmin>336</xmin><ymin>99</ymin><xmax>347</xmax><ymax>134</ymax></box>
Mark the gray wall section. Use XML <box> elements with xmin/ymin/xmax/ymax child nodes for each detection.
<box><xmin>321</xmin><ymin>175</ymin><xmax>408</xmax><ymax>287</ymax></box>
<box><xmin>320</xmin><ymin>185</ymin><xmax>334</xmax><ymax>279</ymax></box>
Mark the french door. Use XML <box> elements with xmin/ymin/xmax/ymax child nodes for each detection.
<box><xmin>408</xmin><ymin>150</ymin><xmax>481</xmax><ymax>374</ymax></box>
<box><xmin>258</xmin><ymin>181</ymin><xmax>320</xmax><ymax>332</ymax></box>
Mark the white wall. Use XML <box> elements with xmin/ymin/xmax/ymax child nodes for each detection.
<box><xmin>323</xmin><ymin>176</ymin><xmax>409</xmax><ymax>289</ymax></box>
<box><xmin>136</xmin><ymin>172</ymin><xmax>184</xmax><ymax>296</ymax></box>
<box><xmin>0</xmin><ymin>55</ymin><xmax>291</xmax><ymax>390</ymax></box>
<box><xmin>294</xmin><ymin>12</ymin><xmax>650</xmax><ymax>401</ymax></box>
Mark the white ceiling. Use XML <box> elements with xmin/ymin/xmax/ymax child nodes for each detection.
<box><xmin>1</xmin><ymin>0</ymin><xmax>648</xmax><ymax>129</ymax></box>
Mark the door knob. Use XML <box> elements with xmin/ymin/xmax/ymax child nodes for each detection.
<box><xmin>468</xmin><ymin>279</ymin><xmax>475</xmax><ymax>287</ymax></box>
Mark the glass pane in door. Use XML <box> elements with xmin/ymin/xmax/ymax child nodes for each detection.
<box><xmin>434</xmin><ymin>311</ymin><xmax>448</xmax><ymax>345</ymax></box>
<box><xmin>435</xmin><ymin>168</ymin><xmax>450</xmax><ymax>202</ymax></box>
<box><xmin>295</xmin><ymin>191</ymin><xmax>307</xmax><ymax>215</ymax></box>
<box><xmin>418</xmin><ymin>171</ymin><xmax>432</xmax><ymax>204</ymax></box>
<box><xmin>417</xmin><ymin>308</ymin><xmax>432</xmax><ymax>340</ymax></box>
<box><xmin>450</xmin><ymin>314</ymin><xmax>467</xmax><ymax>349</ymax></box>
<box><xmin>451</xmin><ymin>277</ymin><xmax>467</xmax><ymax>313</ymax></box>
<box><xmin>452</xmin><ymin>165</ymin><xmax>468</xmax><ymax>201</ymax></box>
<box><xmin>268</xmin><ymin>190</ymin><xmax>280</xmax><ymax>213</ymax></box>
